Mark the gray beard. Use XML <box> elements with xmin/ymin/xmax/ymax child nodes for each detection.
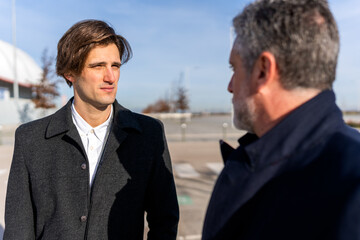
<box><xmin>232</xmin><ymin>97</ymin><xmax>256</xmax><ymax>133</ymax></box>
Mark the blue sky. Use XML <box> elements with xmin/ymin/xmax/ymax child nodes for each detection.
<box><xmin>0</xmin><ymin>0</ymin><xmax>359</xmax><ymax>112</ymax></box>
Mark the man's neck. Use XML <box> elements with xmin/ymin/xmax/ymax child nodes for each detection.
<box><xmin>254</xmin><ymin>88</ymin><xmax>321</xmax><ymax>137</ymax></box>
<box><xmin>73</xmin><ymin>100</ymin><xmax>113</xmax><ymax>128</ymax></box>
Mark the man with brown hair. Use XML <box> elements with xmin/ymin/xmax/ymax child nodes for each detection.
<box><xmin>4</xmin><ymin>20</ymin><xmax>179</xmax><ymax>239</ymax></box>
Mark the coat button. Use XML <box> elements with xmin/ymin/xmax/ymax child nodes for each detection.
<box><xmin>80</xmin><ymin>216</ymin><xmax>87</xmax><ymax>222</ymax></box>
<box><xmin>81</xmin><ymin>163</ymin><xmax>87</xmax><ymax>170</ymax></box>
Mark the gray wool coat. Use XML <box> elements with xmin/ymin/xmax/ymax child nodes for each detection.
<box><xmin>4</xmin><ymin>99</ymin><xmax>179</xmax><ymax>240</ymax></box>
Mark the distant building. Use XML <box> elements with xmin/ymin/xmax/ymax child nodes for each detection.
<box><xmin>0</xmin><ymin>39</ymin><xmax>55</xmax><ymax>125</ymax></box>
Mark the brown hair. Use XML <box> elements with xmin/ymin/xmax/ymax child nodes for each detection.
<box><xmin>56</xmin><ymin>19</ymin><xmax>132</xmax><ymax>87</ymax></box>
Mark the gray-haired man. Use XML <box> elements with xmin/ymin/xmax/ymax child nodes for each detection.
<box><xmin>203</xmin><ymin>1</ymin><xmax>360</xmax><ymax>239</ymax></box>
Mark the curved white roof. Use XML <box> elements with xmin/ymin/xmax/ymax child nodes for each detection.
<box><xmin>0</xmin><ymin>39</ymin><xmax>42</xmax><ymax>86</ymax></box>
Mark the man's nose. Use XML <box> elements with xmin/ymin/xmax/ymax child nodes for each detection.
<box><xmin>104</xmin><ymin>67</ymin><xmax>117</xmax><ymax>83</ymax></box>
<box><xmin>228</xmin><ymin>75</ymin><xmax>234</xmax><ymax>93</ymax></box>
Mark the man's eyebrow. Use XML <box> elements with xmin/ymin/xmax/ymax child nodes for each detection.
<box><xmin>87</xmin><ymin>61</ymin><xmax>122</xmax><ymax>67</ymax></box>
<box><xmin>88</xmin><ymin>61</ymin><xmax>106</xmax><ymax>67</ymax></box>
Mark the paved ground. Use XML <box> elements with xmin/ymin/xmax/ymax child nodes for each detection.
<box><xmin>0</xmin><ymin>116</ymin><xmax>244</xmax><ymax>240</ymax></box>
<box><xmin>169</xmin><ymin>141</ymin><xmax>235</xmax><ymax>239</ymax></box>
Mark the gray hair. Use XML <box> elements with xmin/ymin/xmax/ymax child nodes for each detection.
<box><xmin>233</xmin><ymin>0</ymin><xmax>339</xmax><ymax>90</ymax></box>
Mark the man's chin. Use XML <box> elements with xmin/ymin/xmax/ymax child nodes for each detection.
<box><xmin>93</xmin><ymin>98</ymin><xmax>115</xmax><ymax>110</ymax></box>
<box><xmin>233</xmin><ymin>117</ymin><xmax>254</xmax><ymax>133</ymax></box>
<box><xmin>100</xmin><ymin>96</ymin><xmax>116</xmax><ymax>105</ymax></box>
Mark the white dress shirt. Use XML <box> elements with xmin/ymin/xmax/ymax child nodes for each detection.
<box><xmin>71</xmin><ymin>103</ymin><xmax>113</xmax><ymax>186</ymax></box>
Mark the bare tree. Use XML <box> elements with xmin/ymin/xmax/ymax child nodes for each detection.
<box><xmin>142</xmin><ymin>99</ymin><xmax>171</xmax><ymax>113</ymax></box>
<box><xmin>142</xmin><ymin>76</ymin><xmax>190</xmax><ymax>114</ymax></box>
<box><xmin>32</xmin><ymin>49</ymin><xmax>59</xmax><ymax>109</ymax></box>
<box><xmin>173</xmin><ymin>80</ymin><xmax>189</xmax><ymax>113</ymax></box>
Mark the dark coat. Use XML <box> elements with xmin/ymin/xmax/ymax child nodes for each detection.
<box><xmin>203</xmin><ymin>90</ymin><xmax>360</xmax><ymax>240</ymax></box>
<box><xmin>4</xmin><ymin>99</ymin><xmax>179</xmax><ymax>240</ymax></box>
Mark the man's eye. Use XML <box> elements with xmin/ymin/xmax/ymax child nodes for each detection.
<box><xmin>90</xmin><ymin>64</ymin><xmax>103</xmax><ymax>68</ymax></box>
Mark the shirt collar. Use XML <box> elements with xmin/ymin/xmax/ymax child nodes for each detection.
<box><xmin>236</xmin><ymin>90</ymin><xmax>343</xmax><ymax>171</ymax></box>
<box><xmin>71</xmin><ymin>102</ymin><xmax>113</xmax><ymax>140</ymax></box>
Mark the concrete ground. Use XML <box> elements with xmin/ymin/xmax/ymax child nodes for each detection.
<box><xmin>0</xmin><ymin>115</ymin><xmax>244</xmax><ymax>240</ymax></box>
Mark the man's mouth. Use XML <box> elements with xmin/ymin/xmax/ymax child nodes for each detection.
<box><xmin>100</xmin><ymin>86</ymin><xmax>115</xmax><ymax>92</ymax></box>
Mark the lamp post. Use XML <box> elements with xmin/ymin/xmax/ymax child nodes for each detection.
<box><xmin>12</xmin><ymin>0</ymin><xmax>19</xmax><ymax>102</ymax></box>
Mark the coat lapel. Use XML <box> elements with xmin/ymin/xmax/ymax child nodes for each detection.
<box><xmin>219</xmin><ymin>140</ymin><xmax>235</xmax><ymax>163</ymax></box>
<box><xmin>45</xmin><ymin>99</ymin><xmax>142</xmax><ymax>157</ymax></box>
<box><xmin>45</xmin><ymin>99</ymin><xmax>86</xmax><ymax>157</ymax></box>
<box><xmin>98</xmin><ymin>100</ymin><xmax>142</xmax><ymax>165</ymax></box>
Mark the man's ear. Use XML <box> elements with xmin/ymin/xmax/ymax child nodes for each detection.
<box><xmin>251</xmin><ymin>51</ymin><xmax>278</xmax><ymax>92</ymax></box>
<box><xmin>64</xmin><ymin>73</ymin><xmax>75</xmax><ymax>84</ymax></box>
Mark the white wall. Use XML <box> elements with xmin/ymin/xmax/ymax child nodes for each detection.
<box><xmin>0</xmin><ymin>98</ymin><xmax>58</xmax><ymax>125</ymax></box>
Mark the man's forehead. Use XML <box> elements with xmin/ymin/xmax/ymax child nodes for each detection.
<box><xmin>229</xmin><ymin>48</ymin><xmax>240</xmax><ymax>65</ymax></box>
<box><xmin>85</xmin><ymin>44</ymin><xmax>121</xmax><ymax>61</ymax></box>
<box><xmin>229</xmin><ymin>49</ymin><xmax>236</xmax><ymax>63</ymax></box>
<box><xmin>230</xmin><ymin>37</ymin><xmax>242</xmax><ymax>63</ymax></box>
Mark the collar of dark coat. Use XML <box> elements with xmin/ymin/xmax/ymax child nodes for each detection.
<box><xmin>204</xmin><ymin>90</ymin><xmax>344</xmax><ymax>239</ymax></box>
<box><xmin>229</xmin><ymin>90</ymin><xmax>344</xmax><ymax>171</ymax></box>
<box><xmin>45</xmin><ymin>98</ymin><xmax>142</xmax><ymax>139</ymax></box>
